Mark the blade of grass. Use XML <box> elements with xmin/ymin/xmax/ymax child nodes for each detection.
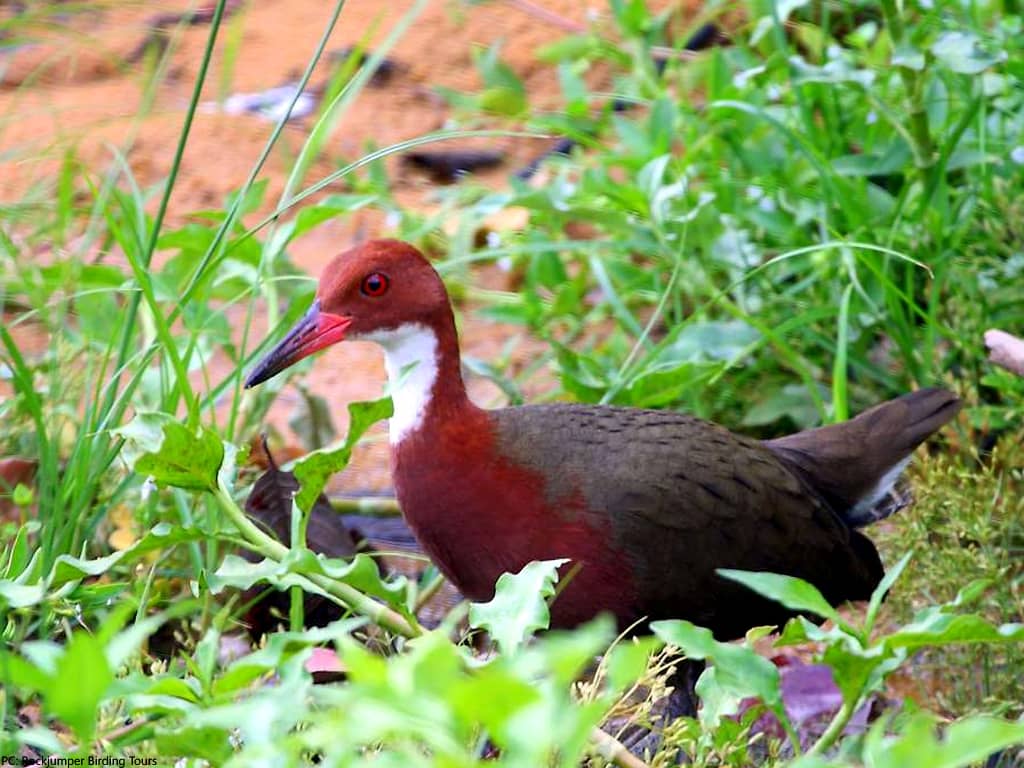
<box><xmin>101</xmin><ymin>0</ymin><xmax>232</xmax><ymax>432</ymax></box>
<box><xmin>832</xmin><ymin>283</ymin><xmax>853</xmax><ymax>422</ymax></box>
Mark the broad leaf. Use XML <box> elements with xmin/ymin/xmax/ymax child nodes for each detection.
<box><xmin>48</xmin><ymin>631</ymin><xmax>113</xmax><ymax>744</ymax></box>
<box><xmin>651</xmin><ymin>619</ymin><xmax>781</xmax><ymax>707</ymax></box>
<box><xmin>883</xmin><ymin>612</ymin><xmax>1024</xmax><ymax>651</ymax></box>
<box><xmin>717</xmin><ymin>569</ymin><xmax>841</xmax><ymax>624</ymax></box>
<box><xmin>863</xmin><ymin>710</ymin><xmax>1024</xmax><ymax>768</ymax></box>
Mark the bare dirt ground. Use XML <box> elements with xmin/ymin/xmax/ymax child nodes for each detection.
<box><xmin>1</xmin><ymin>0</ymin><xmax>698</xmax><ymax>493</ymax></box>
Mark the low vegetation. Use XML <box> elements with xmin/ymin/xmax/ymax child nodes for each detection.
<box><xmin>1</xmin><ymin>0</ymin><xmax>1022</xmax><ymax>765</ymax></box>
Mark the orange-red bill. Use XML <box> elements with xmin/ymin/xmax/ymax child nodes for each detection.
<box><xmin>245</xmin><ymin>299</ymin><xmax>351</xmax><ymax>388</ymax></box>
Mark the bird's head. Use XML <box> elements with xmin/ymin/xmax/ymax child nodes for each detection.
<box><xmin>244</xmin><ymin>239</ymin><xmax>450</xmax><ymax>388</ymax></box>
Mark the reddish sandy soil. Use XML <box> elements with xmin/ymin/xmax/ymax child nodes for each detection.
<box><xmin>0</xmin><ymin>0</ymin><xmax>699</xmax><ymax>494</ymax></box>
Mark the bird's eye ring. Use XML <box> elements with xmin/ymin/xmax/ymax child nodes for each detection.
<box><xmin>360</xmin><ymin>272</ymin><xmax>390</xmax><ymax>297</ymax></box>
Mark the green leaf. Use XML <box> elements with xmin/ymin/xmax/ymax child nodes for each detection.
<box><xmin>821</xmin><ymin>640</ymin><xmax>894</xmax><ymax>705</ymax></box>
<box><xmin>215</xmin><ymin>619</ymin><xmax>361</xmax><ymax>696</ymax></box>
<box><xmin>790</xmin><ymin>54</ymin><xmax>874</xmax><ymax>86</ymax></box>
<box><xmin>216</xmin><ymin>440</ymin><xmax>248</xmax><ymax>493</ymax></box>
<box><xmin>832</xmin><ymin>140</ymin><xmax>913</xmax><ymax>177</ymax></box>
<box><xmin>883</xmin><ymin>612</ymin><xmax>1024</xmax><ymax>652</ymax></box>
<box><xmin>2</xmin><ymin>522</ymin><xmax>37</xmax><ymax>578</ymax></box>
<box><xmin>931</xmin><ymin>31</ymin><xmax>1006</xmax><ymax>75</ymax></box>
<box><xmin>469</xmin><ymin>559</ymin><xmax>568</xmax><ymax>654</ymax></box>
<box><xmin>292</xmin><ymin>397</ymin><xmax>392</xmax><ymax>513</ymax></box>
<box><xmin>694</xmin><ymin>664</ymin><xmax>746</xmax><ymax>729</ymax></box>
<box><xmin>139</xmin><ymin>677</ymin><xmax>202</xmax><ymax>704</ymax></box>
<box><xmin>47</xmin><ymin>632</ymin><xmax>113</xmax><ymax>743</ymax></box>
<box><xmin>536</xmin><ymin>35</ymin><xmax>600</xmax><ymax>64</ymax></box>
<box><xmin>0</xmin><ymin>581</ymin><xmax>46</xmax><ymax>609</ymax></box>
<box><xmin>206</xmin><ymin>555</ymin><xmax>333</xmax><ymax>608</ymax></box>
<box><xmin>12</xmin><ymin>483</ymin><xmax>33</xmax><ymax>506</ymax></box>
<box><xmin>479</xmin><ymin>87</ymin><xmax>528</xmax><ymax>117</ymax></box>
<box><xmin>742</xmin><ymin>384</ymin><xmax>825</xmax><ymax>429</ymax></box>
<box><xmin>604</xmin><ymin>636</ymin><xmax>663</xmax><ymax>693</ymax></box>
<box><xmin>863</xmin><ymin>710</ymin><xmax>1024</xmax><ymax>768</ymax></box>
<box><xmin>208</xmin><ymin>551</ymin><xmax>410</xmax><ymax>612</ymax></box>
<box><xmin>114</xmin><ymin>413</ymin><xmax>224</xmax><ymax>492</ymax></box>
<box><xmin>651</xmin><ymin>619</ymin><xmax>781</xmax><ymax>706</ymax></box>
<box><xmin>622</xmin><ymin>361</ymin><xmax>725</xmax><ymax>408</ymax></box>
<box><xmin>865</xmin><ymin>551</ymin><xmax>913</xmax><ymax>632</ymax></box>
<box><xmin>287</xmin><ymin>549</ymin><xmax>410</xmax><ymax>609</ymax></box>
<box><xmin>523</xmin><ymin>616</ymin><xmax>615</xmax><ymax>685</ymax></box>
<box><xmin>154</xmin><ymin>725</ymin><xmax>235</xmax><ymax>763</ymax></box>
<box><xmin>717</xmin><ymin>569</ymin><xmax>841</xmax><ymax>624</ymax></box>
<box><xmin>892</xmin><ymin>41</ymin><xmax>925</xmax><ymax>70</ymax></box>
<box><xmin>48</xmin><ymin>524</ymin><xmax>208</xmax><ymax>590</ymax></box>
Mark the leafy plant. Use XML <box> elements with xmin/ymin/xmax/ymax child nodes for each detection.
<box><xmin>3</xmin><ymin>0</ymin><xmax>1024</xmax><ymax>764</ymax></box>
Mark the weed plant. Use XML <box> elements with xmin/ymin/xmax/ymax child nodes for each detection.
<box><xmin>1</xmin><ymin>1</ymin><xmax>1022</xmax><ymax>765</ymax></box>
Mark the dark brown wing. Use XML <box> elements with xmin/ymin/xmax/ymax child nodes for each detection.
<box><xmin>492</xmin><ymin>404</ymin><xmax>882</xmax><ymax>639</ymax></box>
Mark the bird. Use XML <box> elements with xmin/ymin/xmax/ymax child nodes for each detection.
<box><xmin>245</xmin><ymin>238</ymin><xmax>960</xmax><ymax>715</ymax></box>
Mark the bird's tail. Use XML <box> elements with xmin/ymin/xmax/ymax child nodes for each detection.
<box><xmin>764</xmin><ymin>388</ymin><xmax>961</xmax><ymax>527</ymax></box>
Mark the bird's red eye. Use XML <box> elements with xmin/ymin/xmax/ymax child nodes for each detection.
<box><xmin>360</xmin><ymin>272</ymin><xmax>389</xmax><ymax>297</ymax></box>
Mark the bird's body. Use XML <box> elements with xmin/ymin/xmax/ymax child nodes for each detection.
<box><xmin>246</xmin><ymin>239</ymin><xmax>961</xmax><ymax>644</ymax></box>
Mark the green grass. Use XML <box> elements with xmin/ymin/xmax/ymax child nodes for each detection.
<box><xmin>1</xmin><ymin>0</ymin><xmax>1023</xmax><ymax>765</ymax></box>
<box><xmin>878</xmin><ymin>447</ymin><xmax>1024</xmax><ymax>717</ymax></box>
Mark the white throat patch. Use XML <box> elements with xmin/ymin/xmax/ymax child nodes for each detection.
<box><xmin>357</xmin><ymin>324</ymin><xmax>439</xmax><ymax>445</ymax></box>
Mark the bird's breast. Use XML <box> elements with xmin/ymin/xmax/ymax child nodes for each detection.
<box><xmin>390</xmin><ymin>423</ymin><xmax>640</xmax><ymax>628</ymax></box>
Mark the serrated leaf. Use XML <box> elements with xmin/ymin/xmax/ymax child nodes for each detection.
<box><xmin>115</xmin><ymin>414</ymin><xmax>224</xmax><ymax>491</ymax></box>
<box><xmin>285</xmin><ymin>549</ymin><xmax>410</xmax><ymax>609</ymax></box>
<box><xmin>469</xmin><ymin>559</ymin><xmax>568</xmax><ymax>654</ymax></box>
<box><xmin>245</xmin><ymin>458</ymin><xmax>357</xmax><ymax>558</ymax></box>
<box><xmin>209</xmin><ymin>550</ymin><xmax>410</xmax><ymax>612</ymax></box>
<box><xmin>207</xmin><ymin>554</ymin><xmax>315</xmax><ymax>593</ymax></box>
<box><xmin>292</xmin><ymin>398</ymin><xmax>392</xmax><ymax>513</ymax></box>
<box><xmin>48</xmin><ymin>524</ymin><xmax>208</xmax><ymax>589</ymax></box>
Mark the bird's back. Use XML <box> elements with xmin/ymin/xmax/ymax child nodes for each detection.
<box><xmin>489</xmin><ymin>401</ymin><xmax>894</xmax><ymax>637</ymax></box>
